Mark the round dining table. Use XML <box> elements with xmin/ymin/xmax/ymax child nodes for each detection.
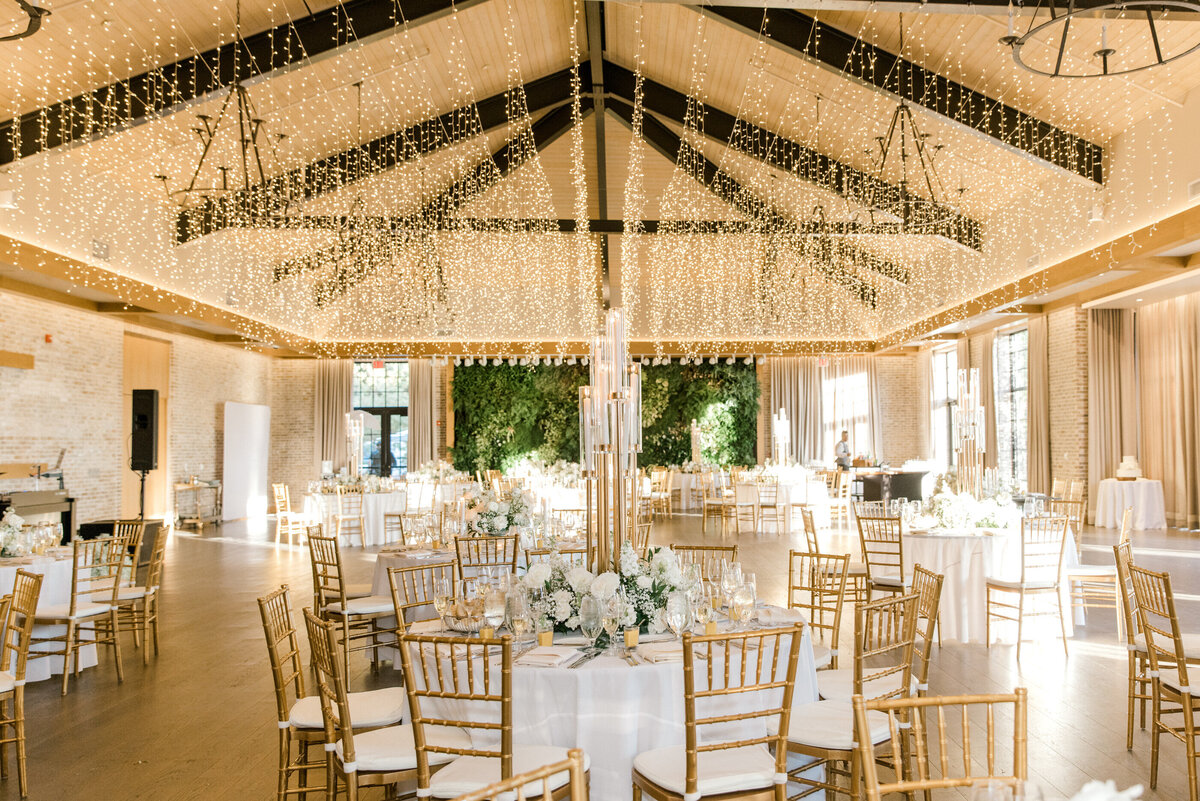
<box><xmin>0</xmin><ymin>554</ymin><xmax>98</xmax><ymax>682</ymax></box>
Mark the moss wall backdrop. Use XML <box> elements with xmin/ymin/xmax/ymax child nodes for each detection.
<box><xmin>450</xmin><ymin>362</ymin><xmax>759</xmax><ymax>474</ymax></box>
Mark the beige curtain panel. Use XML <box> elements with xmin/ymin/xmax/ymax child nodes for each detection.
<box><xmin>980</xmin><ymin>330</ymin><xmax>998</xmax><ymax>470</ymax></box>
<box><xmin>314</xmin><ymin>359</ymin><xmax>352</xmax><ymax>473</ymax></box>
<box><xmin>1138</xmin><ymin>294</ymin><xmax>1200</xmax><ymax>528</ymax></box>
<box><xmin>1026</xmin><ymin>315</ymin><xmax>1051</xmax><ymax>494</ymax></box>
<box><xmin>768</xmin><ymin>357</ymin><xmax>823</xmax><ymax>463</ymax></box>
<box><xmin>1088</xmin><ymin>309</ymin><xmax>1139</xmax><ymax>520</ymax></box>
<box><xmin>407</xmin><ymin>359</ymin><xmax>436</xmax><ymax>472</ymax></box>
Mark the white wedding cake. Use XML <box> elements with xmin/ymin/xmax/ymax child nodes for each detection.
<box><xmin>1116</xmin><ymin>455</ymin><xmax>1142</xmax><ymax>480</ymax></box>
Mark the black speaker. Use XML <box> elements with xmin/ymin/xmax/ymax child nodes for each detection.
<box><xmin>131</xmin><ymin>389</ymin><xmax>158</xmax><ymax>472</ymax></box>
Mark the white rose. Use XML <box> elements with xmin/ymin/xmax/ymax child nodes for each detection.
<box><xmin>590</xmin><ymin>572</ymin><xmax>620</xmax><ymax>600</ymax></box>
<box><xmin>498</xmin><ymin>502</ymin><xmax>510</xmax><ymax>515</ymax></box>
<box><xmin>565</xmin><ymin>615</ymin><xmax>580</xmax><ymax>630</ymax></box>
<box><xmin>552</xmin><ymin>590</ymin><xmax>574</xmax><ymax>621</ymax></box>
<box><xmin>513</xmin><ymin>513</ymin><xmax>528</xmax><ymax>526</ymax></box>
<box><xmin>488</xmin><ymin>501</ymin><xmax>499</xmax><ymax>512</ymax></box>
<box><xmin>492</xmin><ymin>515</ymin><xmax>508</xmax><ymax>531</ymax></box>
<box><xmin>525</xmin><ymin>563</ymin><xmax>552</xmax><ymax>588</ymax></box>
<box><xmin>648</xmin><ymin>610</ymin><xmax>667</xmax><ymax>635</ymax></box>
<box><xmin>566</xmin><ymin>567</ymin><xmax>595</xmax><ymax>594</ymax></box>
<box><xmin>636</xmin><ymin>575</ymin><xmax>652</xmax><ymax>589</ymax></box>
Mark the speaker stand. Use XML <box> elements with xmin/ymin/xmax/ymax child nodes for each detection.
<box><xmin>136</xmin><ymin>469</ymin><xmax>149</xmax><ymax>522</ymax></box>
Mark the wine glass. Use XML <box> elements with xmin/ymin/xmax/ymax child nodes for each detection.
<box><xmin>432</xmin><ymin>575</ymin><xmax>453</xmax><ymax>627</ymax></box>
<box><xmin>743</xmin><ymin>572</ymin><xmax>758</xmax><ymax>607</ymax></box>
<box><xmin>580</xmin><ymin>595</ymin><xmax>603</xmax><ymax>653</ymax></box>
<box><xmin>694</xmin><ymin>584</ymin><xmax>713</xmax><ymax>630</ymax></box>
<box><xmin>720</xmin><ymin>562</ymin><xmax>742</xmax><ymax>608</ymax></box>
<box><xmin>602</xmin><ymin>592</ymin><xmax>625</xmax><ymax>654</ymax></box>
<box><xmin>665</xmin><ymin>591</ymin><xmax>693</xmax><ymax>640</ymax></box>
<box><xmin>506</xmin><ymin>589</ymin><xmax>532</xmax><ymax>644</ymax></box>
<box><xmin>483</xmin><ymin>586</ymin><xmax>506</xmax><ymax>633</ymax></box>
<box><xmin>730</xmin><ymin>581</ymin><xmax>756</xmax><ymax>628</ymax></box>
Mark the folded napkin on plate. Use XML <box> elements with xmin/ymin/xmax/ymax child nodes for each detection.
<box><xmin>407</xmin><ymin>619</ymin><xmax>446</xmax><ymax>634</ymax></box>
<box><xmin>638</xmin><ymin>641</ymin><xmax>684</xmax><ymax>663</ymax></box>
<box><xmin>516</xmin><ymin>646</ymin><xmax>580</xmax><ymax>668</ymax></box>
<box><xmin>756</xmin><ymin>606</ymin><xmax>808</xmax><ymax>626</ymax></box>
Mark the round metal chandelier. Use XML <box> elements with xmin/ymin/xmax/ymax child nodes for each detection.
<box><xmin>1003</xmin><ymin>0</ymin><xmax>1200</xmax><ymax>77</ymax></box>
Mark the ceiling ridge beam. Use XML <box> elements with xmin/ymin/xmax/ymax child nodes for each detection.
<box><xmin>603</xmin><ymin>60</ymin><xmax>981</xmax><ymax>252</ymax></box>
<box><xmin>608</xmin><ymin>96</ymin><xmax>891</xmax><ymax>307</ymax></box>
<box><xmin>175</xmin><ymin>62</ymin><xmax>585</xmax><ymax>243</ymax></box>
<box><xmin>0</xmin><ymin>0</ymin><xmax>488</xmax><ymax>166</ymax></box>
<box><xmin>700</xmin><ymin>5</ymin><xmax>1104</xmax><ymax>183</ymax></box>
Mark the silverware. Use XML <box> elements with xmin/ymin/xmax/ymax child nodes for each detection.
<box><xmin>569</xmin><ymin>649</ymin><xmax>600</xmax><ymax>669</ymax></box>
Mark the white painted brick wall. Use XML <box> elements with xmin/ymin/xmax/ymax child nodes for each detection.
<box><xmin>875</xmin><ymin>355</ymin><xmax>928</xmax><ymax>464</ymax></box>
<box><xmin>1048</xmin><ymin>307</ymin><xmax>1089</xmax><ymax>491</ymax></box>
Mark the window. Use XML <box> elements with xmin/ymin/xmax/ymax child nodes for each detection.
<box><xmin>930</xmin><ymin>348</ymin><xmax>958</xmax><ymax>469</ymax></box>
<box><xmin>352</xmin><ymin>361</ymin><xmax>410</xmax><ymax>476</ymax></box>
<box><xmin>821</xmin><ymin>360</ymin><xmax>873</xmax><ymax>464</ymax></box>
<box><xmin>994</xmin><ymin>329</ymin><xmax>1029</xmax><ymax>492</ymax></box>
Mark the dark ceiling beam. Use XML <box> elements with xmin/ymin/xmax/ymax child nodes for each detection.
<box><xmin>604</xmin><ymin>60</ymin><xmax>981</xmax><ymax>252</ymax></box>
<box><xmin>175</xmin><ymin>63</ymin><xmax>584</xmax><ymax>243</ymax></box>
<box><xmin>298</xmin><ymin>101</ymin><xmax>592</xmax><ymax>302</ymax></box>
<box><xmin>701</xmin><ymin>5</ymin><xmax>1104</xmax><ymax>183</ymax></box>
<box><xmin>608</xmin><ymin>0</ymin><xmax>1200</xmax><ymax>20</ymax></box>
<box><xmin>609</xmin><ymin>96</ymin><xmax>895</xmax><ymax>308</ymax></box>
<box><xmin>0</xmin><ymin>0</ymin><xmax>485</xmax><ymax>166</ymax></box>
<box><xmin>584</xmin><ymin>1</ymin><xmax>613</xmax><ymax>307</ymax></box>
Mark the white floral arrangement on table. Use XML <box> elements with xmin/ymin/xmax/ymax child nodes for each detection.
<box><xmin>909</xmin><ymin>472</ymin><xmax>1020</xmax><ymax>532</ymax></box>
<box><xmin>1068</xmin><ymin>781</ymin><xmax>1142</xmax><ymax>801</ymax></box>
<box><xmin>412</xmin><ymin>459</ymin><xmax>468</xmax><ymax>483</ymax></box>
<box><xmin>0</xmin><ymin>510</ymin><xmax>29</xmax><ymax>558</ymax></box>
<box><xmin>507</xmin><ymin>457</ymin><xmax>581</xmax><ymax>488</ymax></box>
<box><xmin>463</xmin><ymin>486</ymin><xmax>533</xmax><ymax>535</ymax></box>
<box><xmin>522</xmin><ymin>543</ymin><xmax>692</xmax><ymax>635</ymax></box>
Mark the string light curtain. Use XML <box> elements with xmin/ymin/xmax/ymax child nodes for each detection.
<box><xmin>1025</xmin><ymin>316</ymin><xmax>1051</xmax><ymax>494</ymax></box>
<box><xmin>1088</xmin><ymin>309</ymin><xmax>1140</xmax><ymax>520</ymax></box>
<box><xmin>1138</xmin><ymin>294</ymin><xmax>1200</xmax><ymax>528</ymax></box>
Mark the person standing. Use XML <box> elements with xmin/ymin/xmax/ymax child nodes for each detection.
<box><xmin>835</xmin><ymin>430</ymin><xmax>852</xmax><ymax>471</ymax></box>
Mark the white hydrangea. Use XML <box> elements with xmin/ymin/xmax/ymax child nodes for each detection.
<box><xmin>497</xmin><ymin>502</ymin><xmax>510</xmax><ymax>515</ymax></box>
<box><xmin>552</xmin><ymin>590</ymin><xmax>574</xmax><ymax>622</ymax></box>
<box><xmin>492</xmin><ymin>516</ymin><xmax>507</xmax><ymax>531</ymax></box>
<box><xmin>566</xmin><ymin>567</ymin><xmax>595</xmax><ymax>594</ymax></box>
<box><xmin>524</xmin><ymin>562</ymin><xmax>552</xmax><ymax>588</ymax></box>
<box><xmin>590</xmin><ymin>572</ymin><xmax>620</xmax><ymax>600</ymax></box>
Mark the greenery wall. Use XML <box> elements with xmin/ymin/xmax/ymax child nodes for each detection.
<box><xmin>450</xmin><ymin>362</ymin><xmax>759</xmax><ymax>474</ymax></box>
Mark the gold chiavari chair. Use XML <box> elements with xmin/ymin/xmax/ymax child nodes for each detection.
<box><xmin>115</xmin><ymin>525</ymin><xmax>167</xmax><ymax>663</ymax></box>
<box><xmin>1050</xmin><ymin>478</ymin><xmax>1066</xmax><ymax>499</ymax></box>
<box><xmin>700</xmin><ymin>475</ymin><xmax>732</xmax><ymax>535</ymax></box>
<box><xmin>0</xmin><ymin>571</ymin><xmax>42</xmax><ymax>798</ymax></box>
<box><xmin>852</xmin><ymin>689</ymin><xmax>1029</xmax><ymax>801</ymax></box>
<box><xmin>802</xmin><ymin>508</ymin><xmax>869</xmax><ymax>605</ymax></box>
<box><xmin>307</xmin><ymin>533</ymin><xmax>394</xmax><ymax>675</ymax></box>
<box><xmin>853</xmin><ymin>501</ymin><xmax>887</xmax><ymax>520</ymax></box>
<box><xmin>306</xmin><ymin>612</ymin><xmax>463</xmax><ymax>801</ymax></box>
<box><xmin>449</xmin><ymin>749</ymin><xmax>589</xmax><ymax>801</ymax></box>
<box><xmin>785</xmin><ymin>593</ymin><xmax>920</xmax><ymax>799</ymax></box>
<box><xmin>831</xmin><ymin>472</ymin><xmax>852</xmax><ymax>525</ymax></box>
<box><xmin>404</xmin><ymin>481</ymin><xmax>430</xmax><ymax>532</ymax></box>
<box><xmin>733</xmin><ymin>482</ymin><xmax>759</xmax><ymax>535</ymax></box>
<box><xmin>273</xmin><ymin>483</ymin><xmax>305</xmax><ymax>544</ymax></box>
<box><xmin>788</xmin><ymin>550</ymin><xmax>849</xmax><ymax>669</ymax></box>
<box><xmin>1068</xmin><ymin>480</ymin><xmax>1085</xmax><ymax>503</ymax></box>
<box><xmin>1066</xmin><ymin>506</ymin><xmax>1128</xmax><ymax>639</ymax></box>
<box><xmin>304</xmin><ymin>524</ymin><xmax>373</xmax><ymax>601</ymax></box>
<box><xmin>1050</xmin><ymin>496</ymin><xmax>1086</xmax><ymax>558</ymax></box>
<box><xmin>382</xmin><ymin>512</ymin><xmax>407</xmax><ymax>546</ymax></box>
<box><xmin>400</xmin><ymin>631</ymin><xmax>589</xmax><ymax>798</ymax></box>
<box><xmin>486</xmin><ymin>469</ymin><xmax>502</xmax><ymax>490</ymax></box>
<box><xmin>649</xmin><ymin>470</ymin><xmax>672</xmax><ymax>520</ymax></box>
<box><xmin>632</xmin><ymin>519</ymin><xmax>652</xmax><ymax>559</ymax></box>
<box><xmin>455</xmin><ymin>535</ymin><xmax>519</xmax><ymax>592</ymax></box>
<box><xmin>857</xmin><ymin>515</ymin><xmax>910</xmax><ymax>598</ymax></box>
<box><xmin>32</xmin><ymin>537</ymin><xmax>124</xmax><ymax>696</ymax></box>
<box><xmin>1128</xmin><ymin>563</ymin><xmax>1200</xmax><ymax>801</ymax></box>
<box><xmin>672</xmin><ymin>544</ymin><xmax>738</xmax><ymax>583</ymax></box>
<box><xmin>112</xmin><ymin>518</ymin><xmax>146</xmax><ymax>584</ymax></box>
<box><xmin>690</xmin><ymin>470</ymin><xmax>710</xmax><ymax>510</ymax></box>
<box><xmin>756</xmin><ymin>481</ymin><xmax>785</xmax><ymax>533</ymax></box>
<box><xmin>386</xmin><ymin>564</ymin><xmax>458</xmax><ymax>633</ymax></box>
<box><xmin>258</xmin><ymin>586</ymin><xmax>406</xmax><ymax>801</ymax></box>
<box><xmin>669</xmin><ymin>471</ymin><xmax>684</xmax><ymax>512</ymax></box>
<box><xmin>334</xmin><ymin>485</ymin><xmax>366</xmax><ymax>547</ymax></box>
<box><xmin>985</xmin><ymin>515</ymin><xmax>1070</xmax><ymax>660</ymax></box>
<box><xmin>631</xmin><ymin>625</ymin><xmax>803</xmax><ymax>801</ymax></box>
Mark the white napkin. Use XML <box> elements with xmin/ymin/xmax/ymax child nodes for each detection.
<box><xmin>756</xmin><ymin>606</ymin><xmax>808</xmax><ymax>627</ymax></box>
<box><xmin>516</xmin><ymin>646</ymin><xmax>580</xmax><ymax>668</ymax></box>
<box><xmin>408</xmin><ymin>619</ymin><xmax>445</xmax><ymax>634</ymax></box>
<box><xmin>638</xmin><ymin>641</ymin><xmax>684</xmax><ymax>663</ymax></box>
<box><xmin>406</xmin><ymin>549</ymin><xmax>436</xmax><ymax>558</ymax></box>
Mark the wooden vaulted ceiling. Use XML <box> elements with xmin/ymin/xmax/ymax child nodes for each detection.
<box><xmin>1</xmin><ymin>0</ymin><xmax>1199</xmax><ymax>354</ymax></box>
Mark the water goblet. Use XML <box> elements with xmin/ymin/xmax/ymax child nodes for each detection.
<box><xmin>665</xmin><ymin>591</ymin><xmax>693</xmax><ymax>640</ymax></box>
<box><xmin>483</xmin><ymin>586</ymin><xmax>506</xmax><ymax>633</ymax></box>
<box><xmin>579</xmin><ymin>595</ymin><xmax>603</xmax><ymax>653</ymax></box>
<box><xmin>432</xmin><ymin>575</ymin><xmax>453</xmax><ymax>627</ymax></box>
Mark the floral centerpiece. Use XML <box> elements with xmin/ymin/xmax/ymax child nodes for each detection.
<box><xmin>523</xmin><ymin>543</ymin><xmax>692</xmax><ymax>635</ymax></box>
<box><xmin>412</xmin><ymin>459</ymin><xmax>468</xmax><ymax>483</ymax></box>
<box><xmin>910</xmin><ymin>471</ymin><xmax>1020</xmax><ymax>531</ymax></box>
<box><xmin>507</xmin><ymin>457</ymin><xmax>581</xmax><ymax>488</ymax></box>
<box><xmin>0</xmin><ymin>510</ymin><xmax>29</xmax><ymax>558</ymax></box>
<box><xmin>463</xmin><ymin>486</ymin><xmax>533</xmax><ymax>535</ymax></box>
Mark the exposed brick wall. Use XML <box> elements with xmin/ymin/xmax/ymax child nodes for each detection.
<box><xmin>1048</xmin><ymin>306</ymin><xmax>1089</xmax><ymax>492</ymax></box>
<box><xmin>433</xmin><ymin>363</ymin><xmax>449</xmax><ymax>461</ymax></box>
<box><xmin>875</xmin><ymin>355</ymin><xmax>928</xmax><ymax>464</ymax></box>
<box><xmin>0</xmin><ymin>291</ymin><xmax>317</xmax><ymax>521</ymax></box>
<box><xmin>757</xmin><ymin>360</ymin><xmax>771</xmax><ymax>463</ymax></box>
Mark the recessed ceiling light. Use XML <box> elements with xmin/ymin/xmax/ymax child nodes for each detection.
<box><xmin>1136</xmin><ymin>298</ymin><xmax>1144</xmax><ymax>302</ymax></box>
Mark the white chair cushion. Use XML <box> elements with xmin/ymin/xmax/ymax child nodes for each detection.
<box><xmin>290</xmin><ymin>687</ymin><xmax>408</xmax><ymax>729</ymax></box>
<box><xmin>430</xmin><ymin>745</ymin><xmax>590</xmax><ymax>798</ymax></box>
<box><xmin>848</xmin><ymin>562</ymin><xmax>869</xmax><ymax>576</ymax></box>
<box><xmin>785</xmin><ymin>700</ymin><xmax>893</xmax><ymax>750</ymax></box>
<box><xmin>335</xmin><ymin>724</ymin><xmax>471</xmax><ymax>773</ymax></box>
<box><xmin>1134</xmin><ymin>631</ymin><xmax>1200</xmax><ymax>660</ymax></box>
<box><xmin>325</xmin><ymin>595</ymin><xmax>394</xmax><ymax>615</ymax></box>
<box><xmin>817</xmin><ymin>667</ymin><xmax>912</xmax><ymax>702</ymax></box>
<box><xmin>0</xmin><ymin>671</ymin><xmax>17</xmax><ymax>693</ymax></box>
<box><xmin>812</xmin><ymin>644</ymin><xmax>833</xmax><ymax>670</ymax></box>
<box><xmin>35</xmin><ymin>601</ymin><xmax>113</xmax><ymax>620</ymax></box>
<box><xmin>870</xmin><ymin>575</ymin><xmax>910</xmax><ymax>589</ymax></box>
<box><xmin>115</xmin><ymin>586</ymin><xmax>151</xmax><ymax>601</ymax></box>
<box><xmin>985</xmin><ymin>578</ymin><xmax>1057</xmax><ymax>590</ymax></box>
<box><xmin>633</xmin><ymin>744</ymin><xmax>778</xmax><ymax>796</ymax></box>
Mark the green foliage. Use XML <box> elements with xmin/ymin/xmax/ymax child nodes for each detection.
<box><xmin>450</xmin><ymin>362</ymin><xmax>760</xmax><ymax>473</ymax></box>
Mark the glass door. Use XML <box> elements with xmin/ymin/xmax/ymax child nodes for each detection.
<box><xmin>389</xmin><ymin>413</ymin><xmax>409</xmax><ymax>476</ymax></box>
<box><xmin>360</xmin><ymin>412</ymin><xmax>383</xmax><ymax>476</ymax></box>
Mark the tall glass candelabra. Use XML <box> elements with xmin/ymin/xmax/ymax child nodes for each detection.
<box><xmin>345</xmin><ymin>411</ymin><xmax>365</xmax><ymax>478</ymax></box>
<box><xmin>771</xmin><ymin>407</ymin><xmax>792</xmax><ymax>463</ymax></box>
<box><xmin>579</xmin><ymin>308</ymin><xmax>642</xmax><ymax>572</ymax></box>
<box><xmin>954</xmin><ymin>368</ymin><xmax>986</xmax><ymax>497</ymax></box>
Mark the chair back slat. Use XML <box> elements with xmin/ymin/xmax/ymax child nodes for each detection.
<box><xmin>858</xmin><ymin>516</ymin><xmax>904</xmax><ymax>586</ymax></box>
<box><xmin>143</xmin><ymin>527</ymin><xmax>168</xmax><ymax>591</ymax></box>
<box><xmin>257</xmin><ymin>585</ymin><xmax>305</xmax><ymax>723</ymax></box>
<box><xmin>853</xmin><ymin>689</ymin><xmax>1029</xmax><ymax>800</ymax></box>
<box><xmin>3</xmin><ymin>571</ymin><xmax>43</xmax><ymax>682</ymax></box>
<box><xmin>71</xmin><ymin>537</ymin><xmax>123</xmax><ymax>615</ymax></box>
<box><xmin>386</xmin><ymin>563</ymin><xmax>457</xmax><ymax>630</ymax></box>
<box><xmin>307</xmin><ymin>533</ymin><xmax>348</xmax><ymax>611</ymax></box>
<box><xmin>1019</xmin><ymin>516</ymin><xmax>1068</xmax><ymax>585</ymax></box>
<box><xmin>672</xmin><ymin>545</ymin><xmax>737</xmax><ymax>582</ymax></box>
<box><xmin>272</xmin><ymin>483</ymin><xmax>291</xmax><ymax>516</ymax></box>
<box><xmin>854</xmin><ymin>501</ymin><xmax>888</xmax><ymax>520</ymax></box>
<box><xmin>680</xmin><ymin>626</ymin><xmax>804</xmax><ymax>798</ymax></box>
<box><xmin>801</xmin><ymin>507</ymin><xmax>821</xmax><ymax>554</ymax></box>
<box><xmin>113</xmin><ymin>519</ymin><xmax>146</xmax><ymax>584</ymax></box>
<box><xmin>1113</xmin><ymin>541</ymin><xmax>1141</xmax><ymax>644</ymax></box>
<box><xmin>854</xmin><ymin>592</ymin><xmax>919</xmax><ymax>701</ymax></box>
<box><xmin>455</xmin><ymin>536</ymin><xmax>519</xmax><ymax>590</ymax></box>
<box><xmin>1129</xmin><ymin>563</ymin><xmax>1191</xmax><ymax>692</ymax></box>
<box><xmin>911</xmin><ymin>565</ymin><xmax>944</xmax><ymax>689</ymax></box>
<box><xmin>788</xmin><ymin>551</ymin><xmax>848</xmax><ymax>664</ymax></box>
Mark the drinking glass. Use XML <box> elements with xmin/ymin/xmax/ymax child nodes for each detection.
<box><xmin>720</xmin><ymin>562</ymin><xmax>742</xmax><ymax>603</ymax></box>
<box><xmin>432</xmin><ymin>575</ymin><xmax>453</xmax><ymax>626</ymax></box>
<box><xmin>1023</xmin><ymin>498</ymin><xmax>1035</xmax><ymax>518</ymax></box>
<box><xmin>1013</xmin><ymin>781</ymin><xmax>1043</xmax><ymax>801</ymax></box>
<box><xmin>743</xmin><ymin>571</ymin><xmax>758</xmax><ymax>605</ymax></box>
<box><xmin>506</xmin><ymin>589</ymin><xmax>531</xmax><ymax>644</ymax></box>
<box><xmin>580</xmin><ymin>595</ymin><xmax>603</xmax><ymax>652</ymax></box>
<box><xmin>730</xmin><ymin>581</ymin><xmax>756</xmax><ymax>628</ymax></box>
<box><xmin>694</xmin><ymin>585</ymin><xmax>713</xmax><ymax>629</ymax></box>
<box><xmin>665</xmin><ymin>591</ymin><xmax>693</xmax><ymax>640</ymax></box>
<box><xmin>483</xmin><ymin>587</ymin><xmax>506</xmax><ymax>631</ymax></box>
<box><xmin>602</xmin><ymin>593</ymin><xmax>625</xmax><ymax>653</ymax></box>
<box><xmin>968</xmin><ymin>781</ymin><xmax>1013</xmax><ymax>801</ymax></box>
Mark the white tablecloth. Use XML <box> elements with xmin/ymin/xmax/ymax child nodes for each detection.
<box><xmin>410</xmin><ymin>623</ymin><xmax>819</xmax><ymax>801</ymax></box>
<box><xmin>1096</xmin><ymin>478</ymin><xmax>1167</xmax><ymax>530</ymax></box>
<box><xmin>304</xmin><ymin>492</ymin><xmax>409</xmax><ymax>547</ymax></box>
<box><xmin>904</xmin><ymin>526</ymin><xmax>1081</xmax><ymax>644</ymax></box>
<box><xmin>0</xmin><ymin>556</ymin><xmax>98</xmax><ymax>683</ymax></box>
<box><xmin>732</xmin><ymin>481</ymin><xmax>832</xmax><ymax>532</ymax></box>
<box><xmin>669</xmin><ymin>472</ymin><xmax>702</xmax><ymax>511</ymax></box>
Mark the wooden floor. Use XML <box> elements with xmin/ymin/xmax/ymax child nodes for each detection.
<box><xmin>5</xmin><ymin>513</ymin><xmax>1198</xmax><ymax>800</ymax></box>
